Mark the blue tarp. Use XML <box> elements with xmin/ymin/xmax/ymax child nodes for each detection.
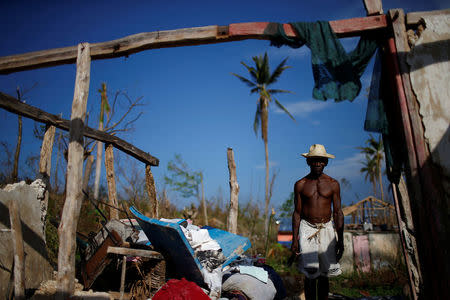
<box><xmin>129</xmin><ymin>207</ymin><xmax>251</xmax><ymax>286</ymax></box>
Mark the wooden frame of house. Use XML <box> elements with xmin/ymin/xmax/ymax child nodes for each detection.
<box><xmin>1</xmin><ymin>0</ymin><xmax>448</xmax><ymax>298</ymax></box>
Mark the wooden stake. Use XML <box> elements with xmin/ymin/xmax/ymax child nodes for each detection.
<box><xmin>9</xmin><ymin>199</ymin><xmax>25</xmax><ymax>300</ymax></box>
<box><xmin>57</xmin><ymin>42</ymin><xmax>91</xmax><ymax>298</ymax></box>
<box><xmin>105</xmin><ymin>143</ymin><xmax>119</xmax><ymax>220</ymax></box>
<box><xmin>145</xmin><ymin>164</ymin><xmax>158</xmax><ymax>219</ymax></box>
<box><xmin>82</xmin><ymin>154</ymin><xmax>94</xmax><ymax>193</ymax></box>
<box><xmin>39</xmin><ymin>124</ymin><xmax>55</xmax><ymax>222</ymax></box>
<box><xmin>227</xmin><ymin>148</ymin><xmax>239</xmax><ymax>234</ymax></box>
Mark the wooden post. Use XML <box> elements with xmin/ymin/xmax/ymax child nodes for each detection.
<box><xmin>363</xmin><ymin>0</ymin><xmax>383</xmax><ymax>16</ymax></box>
<box><xmin>57</xmin><ymin>42</ymin><xmax>90</xmax><ymax>298</ymax></box>
<box><xmin>119</xmin><ymin>255</ymin><xmax>127</xmax><ymax>300</ymax></box>
<box><xmin>39</xmin><ymin>124</ymin><xmax>56</xmax><ymax>220</ymax></box>
<box><xmin>105</xmin><ymin>143</ymin><xmax>119</xmax><ymax>220</ymax></box>
<box><xmin>9</xmin><ymin>199</ymin><xmax>25</xmax><ymax>300</ymax></box>
<box><xmin>145</xmin><ymin>164</ymin><xmax>158</xmax><ymax>219</ymax></box>
<box><xmin>392</xmin><ymin>183</ymin><xmax>418</xmax><ymax>300</ymax></box>
<box><xmin>82</xmin><ymin>154</ymin><xmax>94</xmax><ymax>193</ymax></box>
<box><xmin>227</xmin><ymin>148</ymin><xmax>239</xmax><ymax>234</ymax></box>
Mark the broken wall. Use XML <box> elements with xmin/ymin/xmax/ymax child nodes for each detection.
<box><xmin>406</xmin><ymin>14</ymin><xmax>450</xmax><ymax>205</ymax></box>
<box><xmin>0</xmin><ymin>180</ymin><xmax>53</xmax><ymax>298</ymax></box>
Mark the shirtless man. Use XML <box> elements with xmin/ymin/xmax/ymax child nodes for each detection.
<box><xmin>291</xmin><ymin>144</ymin><xmax>344</xmax><ymax>300</ymax></box>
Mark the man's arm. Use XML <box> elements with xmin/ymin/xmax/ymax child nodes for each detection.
<box><xmin>291</xmin><ymin>181</ymin><xmax>302</xmax><ymax>254</ymax></box>
<box><xmin>332</xmin><ymin>180</ymin><xmax>344</xmax><ymax>260</ymax></box>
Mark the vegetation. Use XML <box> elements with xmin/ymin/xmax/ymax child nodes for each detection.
<box><xmin>232</xmin><ymin>52</ymin><xmax>295</xmax><ymax>236</ymax></box>
<box><xmin>358</xmin><ymin>134</ymin><xmax>385</xmax><ymax>201</ymax></box>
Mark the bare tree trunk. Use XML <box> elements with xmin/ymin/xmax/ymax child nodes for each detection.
<box><xmin>227</xmin><ymin>148</ymin><xmax>239</xmax><ymax>234</ymax></box>
<box><xmin>9</xmin><ymin>199</ymin><xmax>25</xmax><ymax>300</ymax></box>
<box><xmin>39</xmin><ymin>124</ymin><xmax>55</xmax><ymax>229</ymax></box>
<box><xmin>82</xmin><ymin>154</ymin><xmax>94</xmax><ymax>193</ymax></box>
<box><xmin>53</xmin><ymin>130</ymin><xmax>63</xmax><ymax>193</ymax></box>
<box><xmin>12</xmin><ymin>88</ymin><xmax>23</xmax><ymax>182</ymax></box>
<box><xmin>93</xmin><ymin>132</ymin><xmax>103</xmax><ymax>200</ymax></box>
<box><xmin>57</xmin><ymin>43</ymin><xmax>90</xmax><ymax>298</ymax></box>
<box><xmin>264</xmin><ymin>138</ymin><xmax>270</xmax><ymax>236</ymax></box>
<box><xmin>378</xmin><ymin>162</ymin><xmax>384</xmax><ymax>201</ymax></box>
<box><xmin>201</xmin><ymin>174</ymin><xmax>208</xmax><ymax>225</ymax></box>
<box><xmin>105</xmin><ymin>143</ymin><xmax>119</xmax><ymax>220</ymax></box>
<box><xmin>145</xmin><ymin>164</ymin><xmax>158</xmax><ymax>218</ymax></box>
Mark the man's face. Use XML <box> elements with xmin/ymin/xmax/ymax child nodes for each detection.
<box><xmin>307</xmin><ymin>157</ymin><xmax>328</xmax><ymax>176</ymax></box>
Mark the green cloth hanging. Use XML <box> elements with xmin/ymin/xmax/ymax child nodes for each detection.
<box><xmin>270</xmin><ymin>21</ymin><xmax>378</xmax><ymax>102</ymax></box>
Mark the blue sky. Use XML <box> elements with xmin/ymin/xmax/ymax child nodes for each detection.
<box><xmin>0</xmin><ymin>0</ymin><xmax>448</xmax><ymax>213</ymax></box>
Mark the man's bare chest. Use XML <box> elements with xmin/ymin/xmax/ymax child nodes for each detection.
<box><xmin>302</xmin><ymin>180</ymin><xmax>334</xmax><ymax>199</ymax></box>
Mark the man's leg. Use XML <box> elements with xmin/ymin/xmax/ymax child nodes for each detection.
<box><xmin>304</xmin><ymin>277</ymin><xmax>317</xmax><ymax>300</ymax></box>
<box><xmin>317</xmin><ymin>276</ymin><xmax>329</xmax><ymax>300</ymax></box>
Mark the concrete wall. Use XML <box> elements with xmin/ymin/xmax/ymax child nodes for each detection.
<box><xmin>340</xmin><ymin>231</ymin><xmax>402</xmax><ymax>273</ymax></box>
<box><xmin>407</xmin><ymin>14</ymin><xmax>450</xmax><ymax>203</ymax></box>
<box><xmin>0</xmin><ymin>180</ymin><xmax>53</xmax><ymax>298</ymax></box>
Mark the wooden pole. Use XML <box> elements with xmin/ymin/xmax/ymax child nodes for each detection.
<box><xmin>119</xmin><ymin>255</ymin><xmax>126</xmax><ymax>300</ymax></box>
<box><xmin>105</xmin><ymin>143</ymin><xmax>119</xmax><ymax>220</ymax></box>
<box><xmin>227</xmin><ymin>148</ymin><xmax>239</xmax><ymax>234</ymax></box>
<box><xmin>39</xmin><ymin>124</ymin><xmax>56</xmax><ymax>220</ymax></box>
<box><xmin>57</xmin><ymin>42</ymin><xmax>91</xmax><ymax>298</ymax></box>
<box><xmin>82</xmin><ymin>154</ymin><xmax>94</xmax><ymax>193</ymax></box>
<box><xmin>392</xmin><ymin>183</ymin><xmax>418</xmax><ymax>300</ymax></box>
<box><xmin>9</xmin><ymin>199</ymin><xmax>25</xmax><ymax>300</ymax></box>
<box><xmin>145</xmin><ymin>164</ymin><xmax>158</xmax><ymax>219</ymax></box>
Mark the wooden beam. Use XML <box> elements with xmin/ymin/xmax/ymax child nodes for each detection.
<box><xmin>226</xmin><ymin>148</ymin><xmax>239</xmax><ymax>234</ymax></box>
<box><xmin>105</xmin><ymin>144</ymin><xmax>119</xmax><ymax>220</ymax></box>
<box><xmin>57</xmin><ymin>43</ymin><xmax>91</xmax><ymax>297</ymax></box>
<box><xmin>0</xmin><ymin>15</ymin><xmax>387</xmax><ymax>74</ymax></box>
<box><xmin>406</xmin><ymin>9</ymin><xmax>450</xmax><ymax>25</ymax></box>
<box><xmin>363</xmin><ymin>0</ymin><xmax>383</xmax><ymax>16</ymax></box>
<box><xmin>107</xmin><ymin>246</ymin><xmax>163</xmax><ymax>259</ymax></box>
<box><xmin>0</xmin><ymin>92</ymin><xmax>159</xmax><ymax>166</ymax></box>
<box><xmin>9</xmin><ymin>199</ymin><xmax>25</xmax><ymax>300</ymax></box>
<box><xmin>145</xmin><ymin>165</ymin><xmax>158</xmax><ymax>219</ymax></box>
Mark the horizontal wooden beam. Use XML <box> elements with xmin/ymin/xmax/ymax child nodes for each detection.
<box><xmin>107</xmin><ymin>246</ymin><xmax>163</xmax><ymax>259</ymax></box>
<box><xmin>0</xmin><ymin>92</ymin><xmax>159</xmax><ymax>166</ymax></box>
<box><xmin>406</xmin><ymin>8</ymin><xmax>450</xmax><ymax>25</ymax></box>
<box><xmin>0</xmin><ymin>15</ymin><xmax>387</xmax><ymax>74</ymax></box>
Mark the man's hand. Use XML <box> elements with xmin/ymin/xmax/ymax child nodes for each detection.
<box><xmin>290</xmin><ymin>239</ymin><xmax>300</xmax><ymax>255</ymax></box>
<box><xmin>336</xmin><ymin>240</ymin><xmax>344</xmax><ymax>261</ymax></box>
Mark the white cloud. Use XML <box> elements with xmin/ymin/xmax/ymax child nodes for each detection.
<box><xmin>273</xmin><ymin>100</ymin><xmax>332</xmax><ymax>117</ymax></box>
<box><xmin>326</xmin><ymin>152</ymin><xmax>365</xmax><ymax>180</ymax></box>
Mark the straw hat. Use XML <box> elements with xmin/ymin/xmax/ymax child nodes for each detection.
<box><xmin>301</xmin><ymin>144</ymin><xmax>335</xmax><ymax>159</ymax></box>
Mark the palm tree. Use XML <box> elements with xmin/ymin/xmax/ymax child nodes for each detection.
<box><xmin>232</xmin><ymin>52</ymin><xmax>295</xmax><ymax>235</ymax></box>
<box><xmin>360</xmin><ymin>154</ymin><xmax>377</xmax><ymax>196</ymax></box>
<box><xmin>358</xmin><ymin>134</ymin><xmax>385</xmax><ymax>201</ymax></box>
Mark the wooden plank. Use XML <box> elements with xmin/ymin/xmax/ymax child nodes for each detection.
<box><xmin>105</xmin><ymin>144</ymin><xmax>119</xmax><ymax>220</ymax></box>
<box><xmin>407</xmin><ymin>9</ymin><xmax>450</xmax><ymax>25</ymax></box>
<box><xmin>226</xmin><ymin>148</ymin><xmax>239</xmax><ymax>234</ymax></box>
<box><xmin>145</xmin><ymin>165</ymin><xmax>158</xmax><ymax>219</ymax></box>
<box><xmin>9</xmin><ymin>199</ymin><xmax>25</xmax><ymax>300</ymax></box>
<box><xmin>0</xmin><ymin>92</ymin><xmax>159</xmax><ymax>166</ymax></box>
<box><xmin>57</xmin><ymin>42</ymin><xmax>91</xmax><ymax>297</ymax></box>
<box><xmin>107</xmin><ymin>246</ymin><xmax>163</xmax><ymax>259</ymax></box>
<box><xmin>0</xmin><ymin>15</ymin><xmax>388</xmax><ymax>74</ymax></box>
<box><xmin>363</xmin><ymin>0</ymin><xmax>383</xmax><ymax>16</ymax></box>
